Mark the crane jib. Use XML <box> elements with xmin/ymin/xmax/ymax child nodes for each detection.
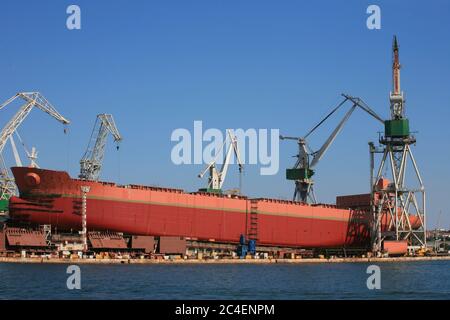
<box><xmin>280</xmin><ymin>93</ymin><xmax>384</xmax><ymax>203</ymax></box>
<box><xmin>79</xmin><ymin>114</ymin><xmax>122</xmax><ymax>181</ymax></box>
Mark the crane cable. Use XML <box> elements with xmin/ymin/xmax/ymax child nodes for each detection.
<box><xmin>304</xmin><ymin>97</ymin><xmax>349</xmax><ymax>139</ymax></box>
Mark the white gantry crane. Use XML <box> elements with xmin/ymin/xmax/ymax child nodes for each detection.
<box><xmin>280</xmin><ymin>93</ymin><xmax>384</xmax><ymax>204</ymax></box>
<box><xmin>198</xmin><ymin>130</ymin><xmax>244</xmax><ymax>194</ymax></box>
<box><xmin>0</xmin><ymin>92</ymin><xmax>70</xmax><ymax>213</ymax></box>
<box><xmin>79</xmin><ymin>114</ymin><xmax>122</xmax><ymax>181</ymax></box>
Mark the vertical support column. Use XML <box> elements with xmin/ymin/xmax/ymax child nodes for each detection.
<box><xmin>81</xmin><ymin>185</ymin><xmax>91</xmax><ymax>253</ymax></box>
<box><xmin>41</xmin><ymin>224</ymin><xmax>52</xmax><ymax>247</ymax></box>
<box><xmin>369</xmin><ymin>142</ymin><xmax>377</xmax><ymax>253</ymax></box>
<box><xmin>369</xmin><ymin>142</ymin><xmax>374</xmax><ymax>191</ymax></box>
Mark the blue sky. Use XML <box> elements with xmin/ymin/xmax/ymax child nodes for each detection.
<box><xmin>0</xmin><ymin>1</ymin><xmax>449</xmax><ymax>228</ymax></box>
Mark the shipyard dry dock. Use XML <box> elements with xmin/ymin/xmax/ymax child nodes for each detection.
<box><xmin>0</xmin><ymin>36</ymin><xmax>436</xmax><ymax>261</ymax></box>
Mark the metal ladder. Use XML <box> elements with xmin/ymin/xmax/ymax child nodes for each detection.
<box><xmin>248</xmin><ymin>200</ymin><xmax>258</xmax><ymax>241</ymax></box>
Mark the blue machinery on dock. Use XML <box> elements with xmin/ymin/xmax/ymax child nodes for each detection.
<box><xmin>237</xmin><ymin>234</ymin><xmax>256</xmax><ymax>258</ymax></box>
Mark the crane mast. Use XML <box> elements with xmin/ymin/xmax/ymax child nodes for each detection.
<box><xmin>370</xmin><ymin>36</ymin><xmax>426</xmax><ymax>253</ymax></box>
<box><xmin>198</xmin><ymin>130</ymin><xmax>244</xmax><ymax>194</ymax></box>
<box><xmin>390</xmin><ymin>36</ymin><xmax>404</xmax><ymax>119</ymax></box>
<box><xmin>79</xmin><ymin>114</ymin><xmax>122</xmax><ymax>181</ymax></box>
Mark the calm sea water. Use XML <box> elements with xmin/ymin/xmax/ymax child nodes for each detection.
<box><xmin>0</xmin><ymin>261</ymin><xmax>449</xmax><ymax>300</ymax></box>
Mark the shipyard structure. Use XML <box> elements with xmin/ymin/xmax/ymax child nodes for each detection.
<box><xmin>0</xmin><ymin>37</ymin><xmax>430</xmax><ymax>260</ymax></box>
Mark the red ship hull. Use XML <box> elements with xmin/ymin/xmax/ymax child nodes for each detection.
<box><xmin>9</xmin><ymin>167</ymin><xmax>371</xmax><ymax>248</ymax></box>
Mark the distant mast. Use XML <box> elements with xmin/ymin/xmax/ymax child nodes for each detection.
<box><xmin>390</xmin><ymin>35</ymin><xmax>404</xmax><ymax>120</ymax></box>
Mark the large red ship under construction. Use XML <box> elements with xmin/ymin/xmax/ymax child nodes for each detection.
<box><xmin>5</xmin><ymin>36</ymin><xmax>424</xmax><ymax>251</ymax></box>
<box><xmin>7</xmin><ymin>167</ymin><xmax>420</xmax><ymax>249</ymax></box>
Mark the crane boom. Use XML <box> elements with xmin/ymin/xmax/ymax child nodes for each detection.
<box><xmin>310</xmin><ymin>104</ymin><xmax>357</xmax><ymax>169</ymax></box>
<box><xmin>198</xmin><ymin>138</ymin><xmax>227</xmax><ymax>179</ymax></box>
<box><xmin>281</xmin><ymin>94</ymin><xmax>384</xmax><ymax>203</ymax></box>
<box><xmin>0</xmin><ymin>92</ymin><xmax>70</xmax><ymax>154</ymax></box>
<box><xmin>79</xmin><ymin>114</ymin><xmax>122</xmax><ymax>181</ymax></box>
<box><xmin>9</xmin><ymin>135</ymin><xmax>22</xmax><ymax>167</ymax></box>
<box><xmin>198</xmin><ymin>130</ymin><xmax>243</xmax><ymax>193</ymax></box>
<box><xmin>308</xmin><ymin>94</ymin><xmax>384</xmax><ymax>169</ymax></box>
<box><xmin>218</xmin><ymin>130</ymin><xmax>243</xmax><ymax>189</ymax></box>
<box><xmin>341</xmin><ymin>94</ymin><xmax>384</xmax><ymax>124</ymax></box>
<box><xmin>0</xmin><ymin>92</ymin><xmax>70</xmax><ymax>208</ymax></box>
